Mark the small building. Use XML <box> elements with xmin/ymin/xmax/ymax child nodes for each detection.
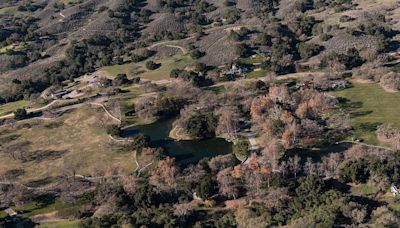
<box><xmin>391</xmin><ymin>183</ymin><xmax>399</xmax><ymax>196</ymax></box>
<box><xmin>221</xmin><ymin>64</ymin><xmax>248</xmax><ymax>77</ymax></box>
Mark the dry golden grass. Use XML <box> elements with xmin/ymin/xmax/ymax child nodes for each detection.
<box><xmin>0</xmin><ymin>106</ymin><xmax>137</xmax><ymax>183</ymax></box>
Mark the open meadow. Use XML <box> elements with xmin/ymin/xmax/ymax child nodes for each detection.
<box><xmin>332</xmin><ymin>82</ymin><xmax>400</xmax><ymax>145</ymax></box>
<box><xmin>0</xmin><ymin>106</ymin><xmax>137</xmax><ymax>183</ymax></box>
<box><xmin>102</xmin><ymin>54</ymin><xmax>194</xmax><ymax>81</ymax></box>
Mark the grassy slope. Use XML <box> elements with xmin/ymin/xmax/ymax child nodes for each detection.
<box><xmin>38</xmin><ymin>220</ymin><xmax>82</xmax><ymax>228</ymax></box>
<box><xmin>332</xmin><ymin>82</ymin><xmax>400</xmax><ymax>145</ymax></box>
<box><xmin>0</xmin><ymin>43</ymin><xmax>27</xmax><ymax>54</ymax></box>
<box><xmin>0</xmin><ymin>106</ymin><xmax>137</xmax><ymax>182</ymax></box>
<box><xmin>0</xmin><ymin>100</ymin><xmax>30</xmax><ymax>116</ymax></box>
<box><xmin>103</xmin><ymin>54</ymin><xmax>194</xmax><ymax>80</ymax></box>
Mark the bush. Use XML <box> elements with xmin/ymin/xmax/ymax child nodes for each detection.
<box><xmin>113</xmin><ymin>73</ymin><xmax>131</xmax><ymax>86</ymax></box>
<box><xmin>14</xmin><ymin>108</ymin><xmax>28</xmax><ymax>120</ymax></box>
<box><xmin>145</xmin><ymin>61</ymin><xmax>160</xmax><ymax>70</ymax></box>
<box><xmin>224</xmin><ymin>8</ymin><xmax>241</xmax><ymax>24</ymax></box>
<box><xmin>339</xmin><ymin>15</ymin><xmax>354</xmax><ymax>23</ymax></box>
<box><xmin>319</xmin><ymin>33</ymin><xmax>332</xmax><ymax>41</ymax></box>
<box><xmin>130</xmin><ymin>134</ymin><xmax>150</xmax><ymax>153</ymax></box>
<box><xmin>190</xmin><ymin>50</ymin><xmax>205</xmax><ymax>59</ymax></box>
<box><xmin>107</xmin><ymin>125</ymin><xmax>122</xmax><ymax>137</ymax></box>
<box><xmin>233</xmin><ymin>139</ymin><xmax>250</xmax><ymax>161</ymax></box>
<box><xmin>297</xmin><ymin>43</ymin><xmax>323</xmax><ymax>59</ymax></box>
<box><xmin>235</xmin><ymin>43</ymin><xmax>251</xmax><ymax>57</ymax></box>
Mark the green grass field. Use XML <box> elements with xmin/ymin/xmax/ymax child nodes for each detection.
<box><xmin>245</xmin><ymin>69</ymin><xmax>267</xmax><ymax>79</ymax></box>
<box><xmin>103</xmin><ymin>54</ymin><xmax>194</xmax><ymax>81</ymax></box>
<box><xmin>350</xmin><ymin>183</ymin><xmax>378</xmax><ymax>196</ymax></box>
<box><xmin>332</xmin><ymin>82</ymin><xmax>400</xmax><ymax>145</ymax></box>
<box><xmin>0</xmin><ymin>100</ymin><xmax>30</xmax><ymax>116</ymax></box>
<box><xmin>238</xmin><ymin>54</ymin><xmax>265</xmax><ymax>65</ymax></box>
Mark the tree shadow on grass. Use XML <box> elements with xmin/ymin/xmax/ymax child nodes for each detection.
<box><xmin>350</xmin><ymin>110</ymin><xmax>373</xmax><ymax>118</ymax></box>
<box><xmin>337</xmin><ymin>97</ymin><xmax>363</xmax><ymax>110</ymax></box>
<box><xmin>22</xmin><ymin>150</ymin><xmax>68</xmax><ymax>163</ymax></box>
<box><xmin>356</xmin><ymin>122</ymin><xmax>382</xmax><ymax>132</ymax></box>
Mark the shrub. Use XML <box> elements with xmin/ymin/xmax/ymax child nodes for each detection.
<box><xmin>14</xmin><ymin>108</ymin><xmax>28</xmax><ymax>120</ymax></box>
<box><xmin>339</xmin><ymin>15</ymin><xmax>354</xmax><ymax>23</ymax></box>
<box><xmin>297</xmin><ymin>43</ymin><xmax>323</xmax><ymax>59</ymax></box>
<box><xmin>106</xmin><ymin>125</ymin><xmax>122</xmax><ymax>137</ymax></box>
<box><xmin>233</xmin><ymin>139</ymin><xmax>250</xmax><ymax>161</ymax></box>
<box><xmin>145</xmin><ymin>61</ymin><xmax>160</xmax><ymax>70</ymax></box>
<box><xmin>319</xmin><ymin>33</ymin><xmax>332</xmax><ymax>41</ymax></box>
<box><xmin>190</xmin><ymin>50</ymin><xmax>205</xmax><ymax>59</ymax></box>
<box><xmin>224</xmin><ymin>8</ymin><xmax>241</xmax><ymax>24</ymax></box>
<box><xmin>113</xmin><ymin>73</ymin><xmax>132</xmax><ymax>86</ymax></box>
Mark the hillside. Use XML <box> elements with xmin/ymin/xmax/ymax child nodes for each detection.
<box><xmin>1</xmin><ymin>0</ymin><xmax>400</xmax><ymax>227</ymax></box>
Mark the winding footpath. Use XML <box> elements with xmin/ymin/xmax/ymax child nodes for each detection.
<box><xmin>0</xmin><ymin>100</ymin><xmax>60</xmax><ymax>120</ymax></box>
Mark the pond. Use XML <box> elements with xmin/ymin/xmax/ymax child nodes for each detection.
<box><xmin>123</xmin><ymin>119</ymin><xmax>233</xmax><ymax>165</ymax></box>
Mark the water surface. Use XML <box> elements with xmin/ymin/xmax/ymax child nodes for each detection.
<box><xmin>123</xmin><ymin>119</ymin><xmax>232</xmax><ymax>165</ymax></box>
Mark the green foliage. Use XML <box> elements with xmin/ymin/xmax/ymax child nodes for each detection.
<box><xmin>321</xmin><ymin>48</ymin><xmax>364</xmax><ymax>70</ymax></box>
<box><xmin>297</xmin><ymin>42</ymin><xmax>322</xmax><ymax>59</ymax></box>
<box><xmin>195</xmin><ymin>176</ymin><xmax>215</xmax><ymax>198</ymax></box>
<box><xmin>319</xmin><ymin>33</ymin><xmax>332</xmax><ymax>41</ymax></box>
<box><xmin>145</xmin><ymin>60</ymin><xmax>160</xmax><ymax>70</ymax></box>
<box><xmin>224</xmin><ymin>8</ymin><xmax>241</xmax><ymax>24</ymax></box>
<box><xmin>190</xmin><ymin>49</ymin><xmax>205</xmax><ymax>59</ymax></box>
<box><xmin>340</xmin><ymin>159</ymin><xmax>370</xmax><ymax>183</ymax></box>
<box><xmin>106</xmin><ymin>125</ymin><xmax>122</xmax><ymax>137</ymax></box>
<box><xmin>14</xmin><ymin>108</ymin><xmax>28</xmax><ymax>120</ymax></box>
<box><xmin>170</xmin><ymin>69</ymin><xmax>211</xmax><ymax>87</ymax></box>
<box><xmin>186</xmin><ymin>113</ymin><xmax>218</xmax><ymax>139</ymax></box>
<box><xmin>113</xmin><ymin>73</ymin><xmax>132</xmax><ymax>86</ymax></box>
<box><xmin>215</xmin><ymin>212</ymin><xmax>237</xmax><ymax>228</ymax></box>
<box><xmin>235</xmin><ymin>43</ymin><xmax>251</xmax><ymax>57</ymax></box>
<box><xmin>233</xmin><ymin>139</ymin><xmax>250</xmax><ymax>161</ymax></box>
<box><xmin>130</xmin><ymin>134</ymin><xmax>150</xmax><ymax>153</ymax></box>
<box><xmin>292</xmin><ymin>16</ymin><xmax>318</xmax><ymax>36</ymax></box>
<box><xmin>155</xmin><ymin>96</ymin><xmax>186</xmax><ymax>118</ymax></box>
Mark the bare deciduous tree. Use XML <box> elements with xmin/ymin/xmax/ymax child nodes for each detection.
<box><xmin>216</xmin><ymin>167</ymin><xmax>240</xmax><ymax>199</ymax></box>
<box><xmin>288</xmin><ymin>155</ymin><xmax>301</xmax><ymax>178</ymax></box>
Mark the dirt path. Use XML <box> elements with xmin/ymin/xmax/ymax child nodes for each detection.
<box><xmin>0</xmin><ymin>100</ymin><xmax>60</xmax><ymax>120</ymax></box>
<box><xmin>211</xmin><ymin>71</ymin><xmax>325</xmax><ymax>88</ymax></box>
<box><xmin>147</xmin><ymin>23</ymin><xmax>259</xmax><ymax>54</ymax></box>
<box><xmin>338</xmin><ymin>140</ymin><xmax>396</xmax><ymax>152</ymax></box>
<box><xmin>90</xmin><ymin>102</ymin><xmax>121</xmax><ymax>124</ymax></box>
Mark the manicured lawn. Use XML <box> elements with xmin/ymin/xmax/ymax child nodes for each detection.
<box><xmin>350</xmin><ymin>183</ymin><xmax>378</xmax><ymax>196</ymax></box>
<box><xmin>16</xmin><ymin>199</ymin><xmax>81</xmax><ymax>218</ymax></box>
<box><xmin>332</xmin><ymin>82</ymin><xmax>400</xmax><ymax>145</ymax></box>
<box><xmin>238</xmin><ymin>54</ymin><xmax>265</xmax><ymax>65</ymax></box>
<box><xmin>0</xmin><ymin>100</ymin><xmax>30</xmax><ymax>116</ymax></box>
<box><xmin>245</xmin><ymin>69</ymin><xmax>267</xmax><ymax>79</ymax></box>
<box><xmin>103</xmin><ymin>54</ymin><xmax>194</xmax><ymax>81</ymax></box>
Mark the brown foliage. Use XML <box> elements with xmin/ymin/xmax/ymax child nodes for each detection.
<box><xmin>149</xmin><ymin>157</ymin><xmax>178</xmax><ymax>193</ymax></box>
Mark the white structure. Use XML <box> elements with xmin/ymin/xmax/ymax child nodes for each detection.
<box><xmin>222</xmin><ymin>64</ymin><xmax>248</xmax><ymax>77</ymax></box>
<box><xmin>391</xmin><ymin>183</ymin><xmax>399</xmax><ymax>197</ymax></box>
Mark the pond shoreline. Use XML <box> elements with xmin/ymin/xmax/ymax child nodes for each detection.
<box><xmin>123</xmin><ymin>118</ymin><xmax>233</xmax><ymax>165</ymax></box>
